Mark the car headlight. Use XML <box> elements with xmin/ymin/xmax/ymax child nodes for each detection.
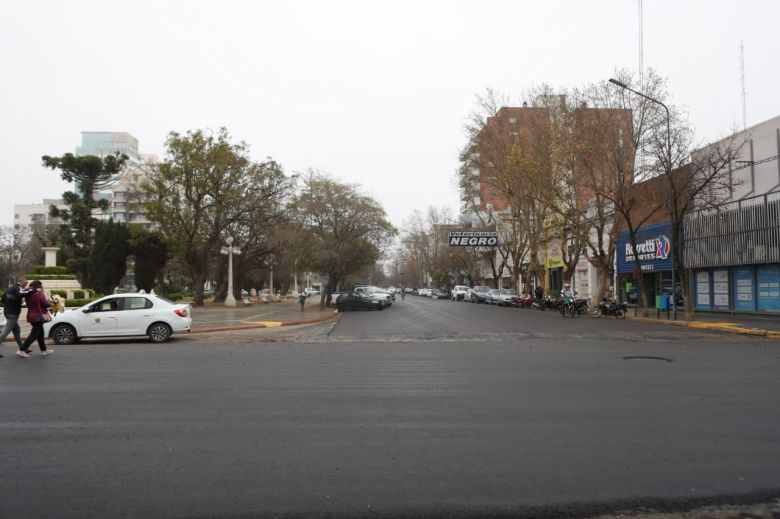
<box><xmin>372</xmin><ymin>300</ymin><xmax>379</xmax><ymax>304</ymax></box>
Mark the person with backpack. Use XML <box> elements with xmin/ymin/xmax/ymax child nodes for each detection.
<box><xmin>17</xmin><ymin>280</ymin><xmax>53</xmax><ymax>358</ymax></box>
<box><xmin>0</xmin><ymin>277</ymin><xmax>29</xmax><ymax>358</ymax></box>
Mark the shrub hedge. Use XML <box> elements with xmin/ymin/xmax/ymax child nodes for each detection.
<box><xmin>50</xmin><ymin>290</ymin><xmax>68</xmax><ymax>297</ymax></box>
<box><xmin>31</xmin><ymin>266</ymin><xmax>69</xmax><ymax>275</ymax></box>
<box><xmin>25</xmin><ymin>274</ymin><xmax>78</xmax><ymax>280</ymax></box>
<box><xmin>72</xmin><ymin>290</ymin><xmax>84</xmax><ymax>299</ymax></box>
<box><xmin>64</xmin><ymin>297</ymin><xmax>100</xmax><ymax>307</ymax></box>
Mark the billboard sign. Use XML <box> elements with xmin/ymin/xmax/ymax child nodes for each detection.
<box><xmin>616</xmin><ymin>222</ymin><xmax>674</xmax><ymax>274</ymax></box>
<box><xmin>448</xmin><ymin>231</ymin><xmax>499</xmax><ymax>247</ymax></box>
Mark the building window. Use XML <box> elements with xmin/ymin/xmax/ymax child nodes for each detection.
<box><xmin>508</xmin><ymin>117</ymin><xmax>517</xmax><ymax>124</ymax></box>
<box><xmin>488</xmin><ymin>191</ymin><xmax>498</xmax><ymax>197</ymax></box>
<box><xmin>14</xmin><ymin>214</ymin><xmax>19</xmax><ymax>219</ymax></box>
<box><xmin>510</xmin><ymin>131</ymin><xmax>519</xmax><ymax>141</ymax></box>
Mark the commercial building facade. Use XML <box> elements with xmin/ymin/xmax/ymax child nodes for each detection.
<box><xmin>683</xmin><ymin>115</ymin><xmax>780</xmax><ymax>314</ymax></box>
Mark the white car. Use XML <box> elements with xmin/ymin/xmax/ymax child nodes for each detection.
<box><xmin>44</xmin><ymin>293</ymin><xmax>193</xmax><ymax>345</ymax></box>
<box><xmin>451</xmin><ymin>285</ymin><xmax>470</xmax><ymax>301</ymax></box>
<box><xmin>304</xmin><ymin>287</ymin><xmax>320</xmax><ymax>297</ymax></box>
<box><xmin>496</xmin><ymin>289</ymin><xmax>517</xmax><ymax>306</ymax></box>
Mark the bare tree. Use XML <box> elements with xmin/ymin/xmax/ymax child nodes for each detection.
<box><xmin>0</xmin><ymin>226</ymin><xmax>36</xmax><ymax>285</ymax></box>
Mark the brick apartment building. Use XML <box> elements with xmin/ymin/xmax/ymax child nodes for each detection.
<box><xmin>467</xmin><ymin>95</ymin><xmax>634</xmax><ymax>298</ymax></box>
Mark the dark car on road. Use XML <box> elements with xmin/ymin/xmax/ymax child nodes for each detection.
<box><xmin>336</xmin><ymin>292</ymin><xmax>384</xmax><ymax>312</ymax></box>
<box><xmin>469</xmin><ymin>286</ymin><xmax>491</xmax><ymax>303</ymax></box>
<box><xmin>431</xmin><ymin>288</ymin><xmax>450</xmax><ymax>299</ymax></box>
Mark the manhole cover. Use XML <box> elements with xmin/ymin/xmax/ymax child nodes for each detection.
<box><xmin>622</xmin><ymin>355</ymin><xmax>674</xmax><ymax>363</ymax></box>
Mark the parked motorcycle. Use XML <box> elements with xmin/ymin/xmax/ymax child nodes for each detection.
<box><xmin>573</xmin><ymin>298</ymin><xmax>589</xmax><ymax>315</ymax></box>
<box><xmin>592</xmin><ymin>297</ymin><xmax>627</xmax><ymax>319</ymax></box>
<box><xmin>531</xmin><ymin>295</ymin><xmax>551</xmax><ymax>311</ymax></box>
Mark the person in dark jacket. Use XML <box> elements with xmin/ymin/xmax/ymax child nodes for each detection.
<box><xmin>17</xmin><ymin>280</ymin><xmax>52</xmax><ymax>358</ymax></box>
<box><xmin>0</xmin><ymin>277</ymin><xmax>29</xmax><ymax>358</ymax></box>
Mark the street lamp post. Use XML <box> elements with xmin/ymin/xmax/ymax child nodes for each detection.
<box><xmin>609</xmin><ymin>78</ymin><xmax>676</xmax><ymax>320</ymax></box>
<box><xmin>220</xmin><ymin>237</ymin><xmax>241</xmax><ymax>307</ymax></box>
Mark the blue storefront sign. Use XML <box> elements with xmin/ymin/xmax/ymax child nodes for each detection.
<box><xmin>617</xmin><ymin>222</ymin><xmax>674</xmax><ymax>274</ymax></box>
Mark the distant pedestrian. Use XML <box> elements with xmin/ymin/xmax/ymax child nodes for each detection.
<box><xmin>0</xmin><ymin>277</ymin><xmax>30</xmax><ymax>358</ymax></box>
<box><xmin>17</xmin><ymin>280</ymin><xmax>53</xmax><ymax>358</ymax></box>
<box><xmin>299</xmin><ymin>292</ymin><xmax>306</xmax><ymax>312</ymax></box>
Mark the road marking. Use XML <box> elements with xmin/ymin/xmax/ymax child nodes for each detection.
<box><xmin>247</xmin><ymin>321</ymin><xmax>283</xmax><ymax>327</ymax></box>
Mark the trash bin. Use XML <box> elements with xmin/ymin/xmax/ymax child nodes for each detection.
<box><xmin>659</xmin><ymin>294</ymin><xmax>670</xmax><ymax>310</ymax></box>
<box><xmin>655</xmin><ymin>295</ymin><xmax>662</xmax><ymax>309</ymax></box>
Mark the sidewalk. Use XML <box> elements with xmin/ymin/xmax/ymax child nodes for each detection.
<box><xmin>3</xmin><ymin>298</ymin><xmax>337</xmax><ymax>341</ymax></box>
<box><xmin>627</xmin><ymin>306</ymin><xmax>780</xmax><ymax>338</ymax></box>
<box><xmin>188</xmin><ymin>298</ymin><xmax>337</xmax><ymax>333</ymax></box>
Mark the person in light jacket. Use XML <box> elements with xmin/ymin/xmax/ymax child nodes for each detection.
<box><xmin>17</xmin><ymin>280</ymin><xmax>53</xmax><ymax>358</ymax></box>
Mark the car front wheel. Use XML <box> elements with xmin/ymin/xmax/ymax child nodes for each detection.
<box><xmin>148</xmin><ymin>322</ymin><xmax>173</xmax><ymax>343</ymax></box>
<box><xmin>51</xmin><ymin>324</ymin><xmax>78</xmax><ymax>345</ymax></box>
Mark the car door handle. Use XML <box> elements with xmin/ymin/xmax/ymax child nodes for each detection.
<box><xmin>142</xmin><ymin>314</ymin><xmax>151</xmax><ymax>317</ymax></box>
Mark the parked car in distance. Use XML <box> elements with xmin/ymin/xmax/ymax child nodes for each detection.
<box><xmin>469</xmin><ymin>286</ymin><xmax>491</xmax><ymax>303</ymax></box>
<box><xmin>485</xmin><ymin>289</ymin><xmax>501</xmax><ymax>304</ymax></box>
<box><xmin>431</xmin><ymin>288</ymin><xmax>449</xmax><ymax>299</ymax></box>
<box><xmin>336</xmin><ymin>292</ymin><xmax>383</xmax><ymax>312</ymax></box>
<box><xmin>496</xmin><ymin>289</ymin><xmax>517</xmax><ymax>306</ymax></box>
<box><xmin>451</xmin><ymin>285</ymin><xmax>470</xmax><ymax>301</ymax></box>
<box><xmin>418</xmin><ymin>288</ymin><xmax>431</xmax><ymax>297</ymax></box>
<box><xmin>44</xmin><ymin>293</ymin><xmax>192</xmax><ymax>345</ymax></box>
<box><xmin>405</xmin><ymin>287</ymin><xmax>414</xmax><ymax>294</ymax></box>
<box><xmin>304</xmin><ymin>287</ymin><xmax>319</xmax><ymax>297</ymax></box>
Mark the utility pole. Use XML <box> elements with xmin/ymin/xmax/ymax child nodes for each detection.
<box><xmin>740</xmin><ymin>40</ymin><xmax>747</xmax><ymax>130</ymax></box>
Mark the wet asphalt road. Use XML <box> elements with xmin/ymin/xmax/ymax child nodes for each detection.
<box><xmin>1</xmin><ymin>295</ymin><xmax>779</xmax><ymax>518</ymax></box>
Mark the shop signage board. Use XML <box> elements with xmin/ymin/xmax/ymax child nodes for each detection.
<box><xmin>448</xmin><ymin>231</ymin><xmax>499</xmax><ymax>247</ymax></box>
<box><xmin>616</xmin><ymin>222</ymin><xmax>674</xmax><ymax>274</ymax></box>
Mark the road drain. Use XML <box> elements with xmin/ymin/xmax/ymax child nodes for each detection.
<box><xmin>622</xmin><ymin>355</ymin><xmax>674</xmax><ymax>363</ymax></box>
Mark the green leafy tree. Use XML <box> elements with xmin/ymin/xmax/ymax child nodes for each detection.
<box><xmin>89</xmin><ymin>219</ymin><xmax>131</xmax><ymax>294</ymax></box>
<box><xmin>294</xmin><ymin>174</ymin><xmax>397</xmax><ymax>309</ymax></box>
<box><xmin>129</xmin><ymin>227</ymin><xmax>169</xmax><ymax>292</ymax></box>
<box><xmin>142</xmin><ymin>128</ymin><xmax>254</xmax><ymax>305</ymax></box>
<box><xmin>42</xmin><ymin>153</ymin><xmax>128</xmax><ymax>286</ymax></box>
<box><xmin>212</xmin><ymin>159</ymin><xmax>295</xmax><ymax>303</ymax></box>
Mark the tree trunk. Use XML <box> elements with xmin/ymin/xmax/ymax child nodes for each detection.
<box><xmin>593</xmin><ymin>265</ymin><xmax>609</xmax><ymax>305</ymax></box>
<box><xmin>212</xmin><ymin>262</ymin><xmax>228</xmax><ymax>303</ymax></box>
<box><xmin>193</xmin><ymin>275</ymin><xmax>205</xmax><ymax>306</ymax></box>
<box><xmin>319</xmin><ymin>277</ymin><xmax>335</xmax><ymax>311</ymax></box>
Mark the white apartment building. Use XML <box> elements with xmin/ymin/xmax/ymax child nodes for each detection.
<box><xmin>13</xmin><ymin>132</ymin><xmax>158</xmax><ymax>230</ymax></box>
<box><xmin>13</xmin><ymin>199</ymin><xmax>67</xmax><ymax>227</ymax></box>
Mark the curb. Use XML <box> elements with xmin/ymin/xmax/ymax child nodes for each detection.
<box><xmin>627</xmin><ymin>316</ymin><xmax>777</xmax><ymax>338</ymax></box>
<box><xmin>1</xmin><ymin>311</ymin><xmax>341</xmax><ymax>342</ymax></box>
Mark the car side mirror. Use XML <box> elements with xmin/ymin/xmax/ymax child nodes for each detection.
<box><xmin>82</xmin><ymin>308</ymin><xmax>91</xmax><ymax>313</ymax></box>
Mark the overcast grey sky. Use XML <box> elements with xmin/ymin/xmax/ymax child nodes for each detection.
<box><xmin>2</xmin><ymin>0</ymin><xmax>779</xmax><ymax>229</ymax></box>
